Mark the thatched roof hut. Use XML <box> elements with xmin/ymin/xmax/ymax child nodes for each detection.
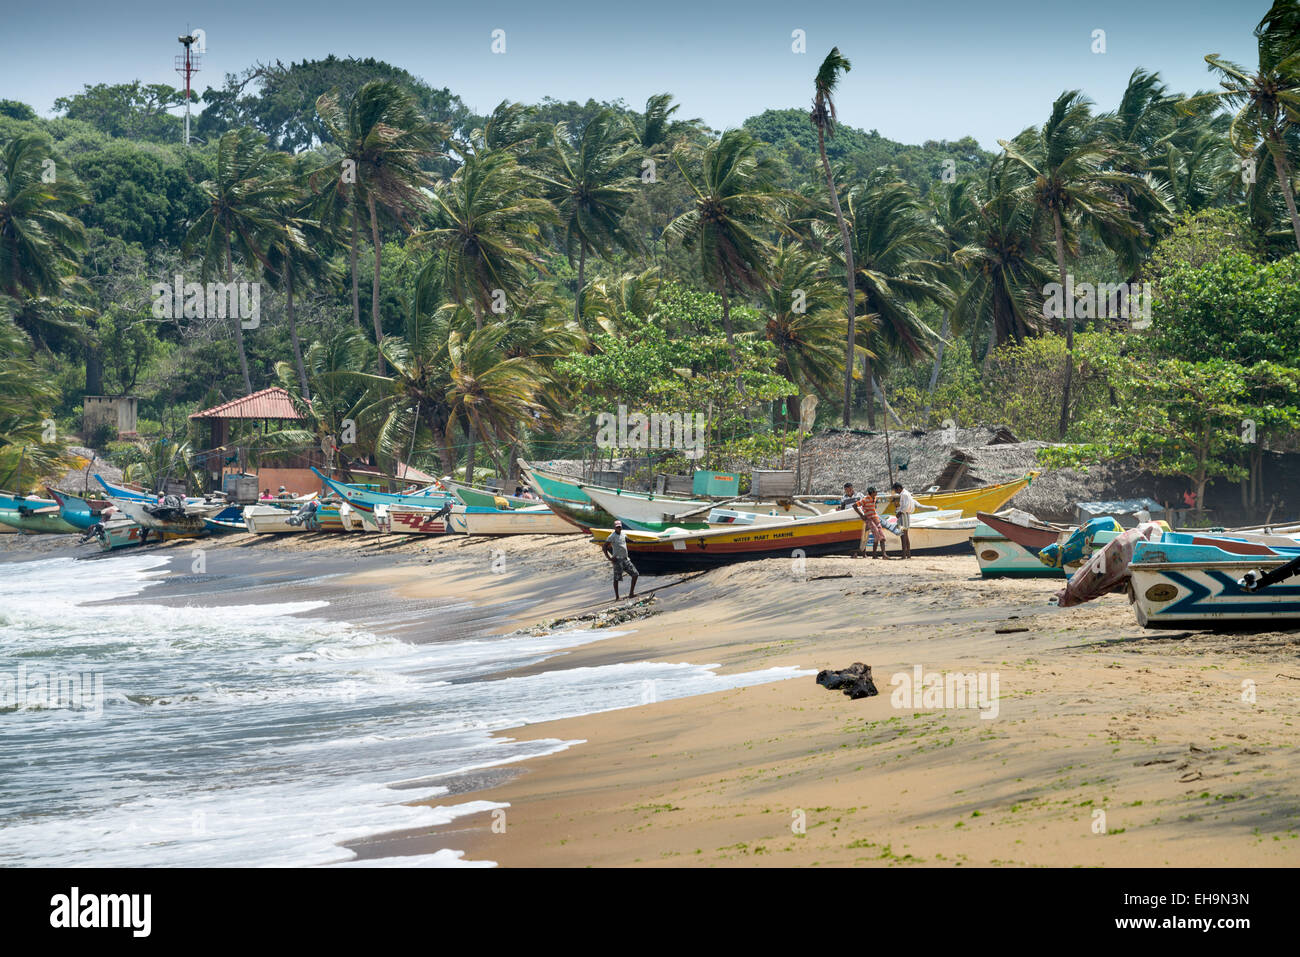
<box><xmin>795</xmin><ymin>426</ymin><xmax>1020</xmax><ymax>494</ymax></box>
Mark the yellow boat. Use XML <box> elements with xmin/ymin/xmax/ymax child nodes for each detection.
<box><xmin>890</xmin><ymin>472</ymin><xmax>1039</xmax><ymax>518</ymax></box>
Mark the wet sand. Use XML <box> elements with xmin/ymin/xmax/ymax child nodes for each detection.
<box><xmin>17</xmin><ymin>528</ymin><xmax>1300</xmax><ymax>867</ymax></box>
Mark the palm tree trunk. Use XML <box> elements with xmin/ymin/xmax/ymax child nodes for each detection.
<box><xmin>349</xmin><ymin>203</ymin><xmax>362</xmax><ymax>329</ymax></box>
<box><xmin>367</xmin><ymin>195</ymin><xmax>387</xmax><ymax>376</ymax></box>
<box><xmin>286</xmin><ymin>271</ymin><xmax>310</xmax><ymax>400</ymax></box>
<box><xmin>225</xmin><ymin>234</ymin><xmax>253</xmax><ymax>394</ymax></box>
<box><xmin>1267</xmin><ymin>134</ymin><xmax>1300</xmax><ymax>252</ymax></box>
<box><xmin>921</xmin><ymin>312</ymin><xmax>950</xmax><ymax>420</ymax></box>
<box><xmin>463</xmin><ymin>426</ymin><xmax>476</xmax><ymax>487</ymax></box>
<box><xmin>817</xmin><ymin>125</ymin><xmax>856</xmax><ymax>427</ymax></box>
<box><xmin>719</xmin><ymin>286</ymin><xmax>746</xmax><ymax>398</ymax></box>
<box><xmin>1053</xmin><ymin>207</ymin><xmax>1073</xmax><ymax>439</ymax></box>
<box><xmin>575</xmin><ymin>243</ymin><xmax>587</xmax><ymax>323</ymax></box>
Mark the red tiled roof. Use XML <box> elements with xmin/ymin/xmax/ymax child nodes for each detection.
<box><xmin>189</xmin><ymin>387</ymin><xmax>304</xmax><ymax>421</ymax></box>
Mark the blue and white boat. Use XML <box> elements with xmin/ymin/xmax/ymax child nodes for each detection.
<box><xmin>312</xmin><ymin>468</ymin><xmax>453</xmax><ymax>530</ymax></box>
<box><xmin>1129</xmin><ymin>532</ymin><xmax>1300</xmax><ymax>628</ymax></box>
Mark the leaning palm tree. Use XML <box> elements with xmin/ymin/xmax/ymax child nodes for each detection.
<box><xmin>665</xmin><ymin>130</ymin><xmax>787</xmax><ymax>371</ymax></box>
<box><xmin>810</xmin><ymin>48</ymin><xmax>857</xmax><ymax>426</ymax></box>
<box><xmin>314</xmin><ymin>81</ymin><xmax>443</xmax><ymax>373</ymax></box>
<box><xmin>1180</xmin><ymin>7</ymin><xmax>1300</xmax><ymax>250</ymax></box>
<box><xmin>1000</xmin><ymin>91</ymin><xmax>1159</xmax><ymax>437</ymax></box>
<box><xmin>415</xmin><ymin>150</ymin><xmax>556</xmax><ymax>329</ymax></box>
<box><xmin>184</xmin><ymin>127</ymin><xmax>295</xmax><ymax>393</ymax></box>
<box><xmin>0</xmin><ymin>135</ymin><xmax>89</xmax><ymax>303</ymax></box>
<box><xmin>846</xmin><ymin>168</ymin><xmax>950</xmax><ymax>425</ymax></box>
<box><xmin>0</xmin><ymin>309</ymin><xmax>68</xmax><ymax>489</ymax></box>
<box><xmin>541</xmin><ymin>110</ymin><xmax>641</xmax><ymax>321</ymax></box>
<box><xmin>264</xmin><ymin>205</ymin><xmax>337</xmax><ymax>400</ymax></box>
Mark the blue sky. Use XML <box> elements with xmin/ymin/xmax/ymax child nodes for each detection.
<box><xmin>0</xmin><ymin>0</ymin><xmax>1269</xmax><ymax>149</ymax></box>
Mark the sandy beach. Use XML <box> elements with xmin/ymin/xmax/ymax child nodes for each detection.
<box><xmin>25</xmin><ymin>528</ymin><xmax>1297</xmax><ymax>867</ymax></box>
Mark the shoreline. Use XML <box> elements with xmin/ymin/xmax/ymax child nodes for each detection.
<box><xmin>8</xmin><ymin>530</ymin><xmax>1300</xmax><ymax>867</ymax></box>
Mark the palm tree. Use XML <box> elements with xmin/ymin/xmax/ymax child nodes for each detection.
<box><xmin>264</xmin><ymin>207</ymin><xmax>336</xmax><ymax>399</ymax></box>
<box><xmin>952</xmin><ymin>160</ymin><xmax>1055</xmax><ymax>365</ymax></box>
<box><xmin>184</xmin><ymin>127</ymin><xmax>295</xmax><ymax>394</ymax></box>
<box><xmin>0</xmin><ymin>309</ymin><xmax>66</xmax><ymax>489</ymax></box>
<box><xmin>1180</xmin><ymin>6</ymin><xmax>1300</xmax><ymax>250</ymax></box>
<box><xmin>314</xmin><ymin>81</ymin><xmax>443</xmax><ymax>373</ymax></box>
<box><xmin>580</xmin><ymin>266</ymin><xmax>661</xmax><ymax>336</ymax></box>
<box><xmin>541</xmin><ymin>109</ymin><xmax>641</xmax><ymax>321</ymax></box>
<box><xmin>760</xmin><ymin>241</ymin><xmax>852</xmax><ymax>413</ymax></box>
<box><xmin>810</xmin><ymin>48</ymin><xmax>857</xmax><ymax>426</ymax></box>
<box><xmin>665</xmin><ymin>130</ymin><xmax>787</xmax><ymax>371</ymax></box>
<box><xmin>846</xmin><ymin>168</ymin><xmax>950</xmax><ymax>424</ymax></box>
<box><xmin>1</xmin><ymin>134</ymin><xmax>89</xmax><ymax>300</ymax></box>
<box><xmin>1000</xmin><ymin>91</ymin><xmax>1157</xmax><ymax>437</ymax></box>
<box><xmin>416</xmin><ymin>150</ymin><xmax>556</xmax><ymax>329</ymax></box>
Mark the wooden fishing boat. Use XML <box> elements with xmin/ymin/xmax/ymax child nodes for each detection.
<box><xmin>1129</xmin><ymin>537</ymin><xmax>1300</xmax><ymax>628</ymax></box>
<box><xmin>589</xmin><ymin>508</ymin><xmax>868</xmax><ymax>572</ymax></box>
<box><xmin>443</xmin><ymin>480</ymin><xmax>532</xmax><ymax>510</ymax></box>
<box><xmin>46</xmin><ymin>488</ymin><xmax>111</xmax><ymax>531</ymax></box>
<box><xmin>387</xmin><ymin>503</ymin><xmax>454</xmax><ymax>535</ymax></box>
<box><xmin>517</xmin><ymin>461</ymin><xmax>616</xmax><ymax>531</ymax></box>
<box><xmin>877</xmin><ymin>509</ymin><xmax>979</xmax><ymax>552</ymax></box>
<box><xmin>448</xmin><ymin>504</ymin><xmax>580</xmax><ymax>536</ymax></box>
<box><xmin>0</xmin><ymin>507</ymin><xmax>79</xmax><ymax>534</ymax></box>
<box><xmin>579</xmin><ymin>483</ymin><xmax>820</xmax><ymax>528</ymax></box>
<box><xmin>106</xmin><ymin>494</ymin><xmax>223</xmax><ymax>537</ymax></box>
<box><xmin>971</xmin><ymin>522</ymin><xmax>1066</xmax><ymax>578</ymax></box>
<box><xmin>313</xmin><ymin>468</ymin><xmax>453</xmax><ymax>527</ymax></box>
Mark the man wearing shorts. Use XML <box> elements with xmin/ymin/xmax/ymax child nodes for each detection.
<box><xmin>854</xmin><ymin>486</ymin><xmax>886</xmax><ymax>559</ymax></box>
<box><xmin>602</xmin><ymin>520</ymin><xmax>639</xmax><ymax>599</ymax></box>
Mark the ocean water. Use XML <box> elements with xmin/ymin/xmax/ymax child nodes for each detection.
<box><xmin>0</xmin><ymin>555</ymin><xmax>805</xmax><ymax>867</ymax></box>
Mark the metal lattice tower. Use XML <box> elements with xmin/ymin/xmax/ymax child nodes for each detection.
<box><xmin>175</xmin><ymin>33</ymin><xmax>201</xmax><ymax>146</ymax></box>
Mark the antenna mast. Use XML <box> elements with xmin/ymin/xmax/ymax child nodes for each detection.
<box><xmin>175</xmin><ymin>33</ymin><xmax>201</xmax><ymax>146</ymax></box>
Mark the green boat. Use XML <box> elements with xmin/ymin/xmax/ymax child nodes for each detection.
<box><xmin>0</xmin><ymin>507</ymin><xmax>79</xmax><ymax>534</ymax></box>
<box><xmin>517</xmin><ymin>460</ymin><xmax>708</xmax><ymax>533</ymax></box>
<box><xmin>443</xmin><ymin>479</ymin><xmax>532</xmax><ymax>510</ymax></box>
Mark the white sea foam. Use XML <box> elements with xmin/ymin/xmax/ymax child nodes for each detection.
<box><xmin>0</xmin><ymin>553</ymin><xmax>809</xmax><ymax>866</ymax></box>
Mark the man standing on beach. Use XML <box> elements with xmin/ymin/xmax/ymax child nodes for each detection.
<box><xmin>601</xmin><ymin>520</ymin><xmax>639</xmax><ymax>600</ymax></box>
<box><xmin>854</xmin><ymin>486</ymin><xmax>886</xmax><ymax>559</ymax></box>
<box><xmin>892</xmin><ymin>482</ymin><xmax>916</xmax><ymax>559</ymax></box>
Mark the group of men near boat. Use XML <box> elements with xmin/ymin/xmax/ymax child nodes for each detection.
<box><xmin>598</xmin><ymin>479</ymin><xmax>930</xmax><ymax>601</ymax></box>
<box><xmin>840</xmin><ymin>481</ymin><xmax>927</xmax><ymax>560</ymax></box>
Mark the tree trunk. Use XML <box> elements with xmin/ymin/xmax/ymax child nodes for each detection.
<box><xmin>286</xmin><ymin>271</ymin><xmax>310</xmax><ymax>400</ymax></box>
<box><xmin>350</xmin><ymin>203</ymin><xmax>362</xmax><ymax>328</ymax></box>
<box><xmin>817</xmin><ymin>125</ymin><xmax>856</xmax><ymax>427</ymax></box>
<box><xmin>85</xmin><ymin>324</ymin><xmax>103</xmax><ymax>397</ymax></box>
<box><xmin>367</xmin><ymin>195</ymin><xmax>387</xmax><ymax>376</ymax></box>
<box><xmin>575</xmin><ymin>242</ymin><xmax>587</xmax><ymax>324</ymax></box>
<box><xmin>719</xmin><ymin>286</ymin><xmax>746</xmax><ymax>398</ymax></box>
<box><xmin>463</xmin><ymin>426</ymin><xmax>476</xmax><ymax>487</ymax></box>
<box><xmin>226</xmin><ymin>234</ymin><xmax>253</xmax><ymax>394</ymax></box>
<box><xmin>921</xmin><ymin>312</ymin><xmax>949</xmax><ymax>421</ymax></box>
<box><xmin>1268</xmin><ymin>132</ymin><xmax>1300</xmax><ymax>252</ymax></box>
<box><xmin>863</xmin><ymin>356</ymin><xmax>874</xmax><ymax>428</ymax></box>
<box><xmin>1053</xmin><ymin>207</ymin><xmax>1072</xmax><ymax>439</ymax></box>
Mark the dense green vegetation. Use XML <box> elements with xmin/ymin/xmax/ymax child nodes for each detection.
<box><xmin>5</xmin><ymin>3</ymin><xmax>1300</xmax><ymax>515</ymax></box>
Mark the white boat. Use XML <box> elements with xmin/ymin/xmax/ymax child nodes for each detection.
<box><xmin>880</xmin><ymin>509</ymin><xmax>977</xmax><ymax>552</ymax></box>
<box><xmin>108</xmin><ymin>494</ymin><xmax>224</xmax><ymax>535</ymax></box>
<box><xmin>242</xmin><ymin>505</ymin><xmax>303</xmax><ymax>534</ymax></box>
<box><xmin>448</xmin><ymin>504</ymin><xmax>580</xmax><ymax>536</ymax></box>
<box><xmin>971</xmin><ymin>523</ymin><xmax>1066</xmax><ymax>578</ymax></box>
<box><xmin>579</xmin><ymin>483</ymin><xmax>818</xmax><ymax>527</ymax></box>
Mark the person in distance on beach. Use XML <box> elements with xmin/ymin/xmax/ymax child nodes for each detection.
<box><xmin>601</xmin><ymin>520</ymin><xmax>639</xmax><ymax>600</ymax></box>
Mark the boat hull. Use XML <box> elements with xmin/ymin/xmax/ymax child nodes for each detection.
<box><xmin>972</xmin><ymin>528</ymin><xmax>1066</xmax><ymax>578</ymax></box>
<box><xmin>387</xmin><ymin>506</ymin><xmax>452</xmax><ymax>535</ymax></box>
<box><xmin>1130</xmin><ymin>557</ymin><xmax>1300</xmax><ymax>628</ymax></box>
<box><xmin>449</xmin><ymin>506</ymin><xmax>579</xmax><ymax>536</ymax></box>
<box><xmin>0</xmin><ymin>508</ymin><xmax>78</xmax><ymax>534</ymax></box>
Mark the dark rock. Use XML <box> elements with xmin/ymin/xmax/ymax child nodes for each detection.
<box><xmin>816</xmin><ymin>663</ymin><xmax>877</xmax><ymax>699</ymax></box>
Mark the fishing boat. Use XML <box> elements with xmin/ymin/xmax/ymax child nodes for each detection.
<box><xmin>312</xmin><ymin>468</ymin><xmax>453</xmax><ymax>527</ymax></box>
<box><xmin>1129</xmin><ymin>536</ymin><xmax>1300</xmax><ymax>628</ymax></box>
<box><xmin>448</xmin><ymin>503</ymin><xmax>580</xmax><ymax>536</ymax></box>
<box><xmin>518</xmin><ymin>461</ymin><xmax>616</xmax><ymax>531</ymax></box>
<box><xmin>876</xmin><ymin>509</ymin><xmax>979</xmax><ymax>552</ymax></box>
<box><xmin>0</xmin><ymin>507</ymin><xmax>79</xmax><ymax>534</ymax></box>
<box><xmin>443</xmin><ymin>479</ymin><xmax>532</xmax><ymax>510</ymax></box>
<box><xmin>589</xmin><ymin>508</ymin><xmax>868</xmax><ymax>572</ymax></box>
<box><xmin>105</xmin><ymin>494</ymin><xmax>224</xmax><ymax>537</ymax></box>
<box><xmin>971</xmin><ymin>521</ymin><xmax>1066</xmax><ymax>578</ymax></box>
<box><xmin>387</xmin><ymin>503</ymin><xmax>454</xmax><ymax>535</ymax></box>
<box><xmin>46</xmin><ymin>488</ymin><xmax>110</xmax><ymax>531</ymax></box>
<box><xmin>578</xmin><ymin>483</ymin><xmax>821</xmax><ymax>528</ymax></box>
